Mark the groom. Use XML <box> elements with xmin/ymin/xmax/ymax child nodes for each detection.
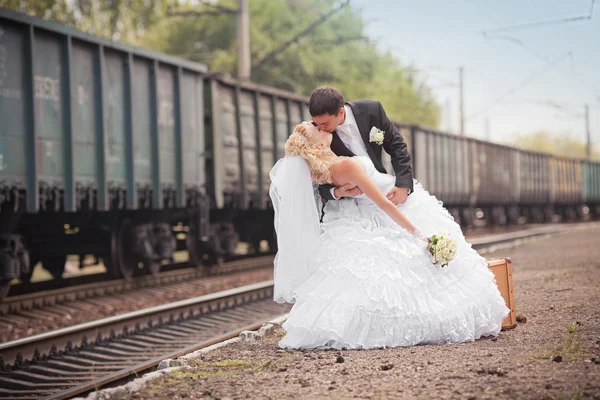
<box><xmin>309</xmin><ymin>86</ymin><xmax>414</xmax><ymax>205</ymax></box>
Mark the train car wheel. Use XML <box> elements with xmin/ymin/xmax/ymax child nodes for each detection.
<box><xmin>543</xmin><ymin>207</ymin><xmax>555</xmax><ymax>223</ymax></box>
<box><xmin>491</xmin><ymin>207</ymin><xmax>507</xmax><ymax>226</ymax></box>
<box><xmin>186</xmin><ymin>220</ymin><xmax>210</xmax><ymax>267</ymax></box>
<box><xmin>14</xmin><ymin>252</ymin><xmax>37</xmax><ymax>284</ymax></box>
<box><xmin>449</xmin><ymin>208</ymin><xmax>461</xmax><ymax>226</ymax></box>
<box><xmin>146</xmin><ymin>261</ymin><xmax>161</xmax><ymax>276</ymax></box>
<box><xmin>0</xmin><ymin>279</ymin><xmax>10</xmax><ymax>302</ymax></box>
<box><xmin>565</xmin><ymin>207</ymin><xmax>577</xmax><ymax>222</ymax></box>
<box><xmin>107</xmin><ymin>219</ymin><xmax>138</xmax><ymax>279</ymax></box>
<box><xmin>267</xmin><ymin>232</ymin><xmax>277</xmax><ymax>253</ymax></box>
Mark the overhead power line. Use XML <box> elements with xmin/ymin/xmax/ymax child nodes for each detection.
<box><xmin>252</xmin><ymin>0</ymin><xmax>350</xmax><ymax>70</ymax></box>
<box><xmin>466</xmin><ymin>51</ymin><xmax>573</xmax><ymax>121</ymax></box>
<box><xmin>167</xmin><ymin>9</ymin><xmax>236</xmax><ymax>17</ymax></box>
<box><xmin>166</xmin><ymin>1</ymin><xmax>237</xmax><ymax>17</ymax></box>
<box><xmin>284</xmin><ymin>0</ymin><xmax>324</xmax><ymax>16</ymax></box>
<box><xmin>472</xmin><ymin>1</ymin><xmax>599</xmax><ymax>99</ymax></box>
<box><xmin>480</xmin><ymin>0</ymin><xmax>595</xmax><ymax>35</ymax></box>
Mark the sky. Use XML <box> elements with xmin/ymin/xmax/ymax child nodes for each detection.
<box><xmin>349</xmin><ymin>0</ymin><xmax>599</xmax><ymax>147</ymax></box>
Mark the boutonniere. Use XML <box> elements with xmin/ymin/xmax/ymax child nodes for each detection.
<box><xmin>369</xmin><ymin>127</ymin><xmax>385</xmax><ymax>145</ymax></box>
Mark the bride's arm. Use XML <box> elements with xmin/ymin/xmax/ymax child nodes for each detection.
<box><xmin>332</xmin><ymin>159</ymin><xmax>419</xmax><ymax>233</ymax></box>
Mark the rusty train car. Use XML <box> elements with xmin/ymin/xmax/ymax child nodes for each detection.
<box><xmin>1</xmin><ymin>8</ymin><xmax>599</xmax><ymax>300</ymax></box>
<box><xmin>0</xmin><ymin>8</ymin><xmax>310</xmax><ymax>299</ymax></box>
<box><xmin>382</xmin><ymin>124</ymin><xmax>600</xmax><ymax>227</ymax></box>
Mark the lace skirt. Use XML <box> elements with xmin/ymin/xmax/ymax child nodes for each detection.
<box><xmin>279</xmin><ymin>182</ymin><xmax>510</xmax><ymax>350</ymax></box>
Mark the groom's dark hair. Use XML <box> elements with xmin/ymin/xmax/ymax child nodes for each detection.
<box><xmin>309</xmin><ymin>86</ymin><xmax>345</xmax><ymax>117</ymax></box>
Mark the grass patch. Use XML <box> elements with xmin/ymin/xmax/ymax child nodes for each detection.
<box><xmin>542</xmin><ymin>271</ymin><xmax>570</xmax><ymax>282</ymax></box>
<box><xmin>539</xmin><ymin>324</ymin><xmax>585</xmax><ymax>362</ymax></box>
<box><xmin>561</xmin><ymin>303</ymin><xmax>581</xmax><ymax>311</ymax></box>
<box><xmin>138</xmin><ymin>359</ymin><xmax>273</xmax><ymax>398</ymax></box>
<box><xmin>181</xmin><ymin>358</ymin><xmax>274</xmax><ymax>377</ymax></box>
<box><xmin>555</xmin><ymin>390</ymin><xmax>587</xmax><ymax>400</ymax></box>
<box><xmin>205</xmin><ymin>359</ymin><xmax>253</xmax><ymax>368</ymax></box>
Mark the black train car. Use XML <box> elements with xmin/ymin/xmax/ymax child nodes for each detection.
<box><xmin>387</xmin><ymin>122</ymin><xmax>593</xmax><ymax>228</ymax></box>
<box><xmin>0</xmin><ymin>8</ymin><xmax>212</xmax><ymax>298</ymax></box>
<box><xmin>0</xmin><ymin>8</ymin><xmax>313</xmax><ymax>300</ymax></box>
<box><xmin>203</xmin><ymin>75</ymin><xmax>309</xmax><ymax>259</ymax></box>
<box><xmin>583</xmin><ymin>160</ymin><xmax>600</xmax><ymax>216</ymax></box>
<box><xmin>1</xmin><ymin>7</ymin><xmax>598</xmax><ymax>302</ymax></box>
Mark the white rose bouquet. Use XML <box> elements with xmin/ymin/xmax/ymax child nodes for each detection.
<box><xmin>428</xmin><ymin>233</ymin><xmax>456</xmax><ymax>268</ymax></box>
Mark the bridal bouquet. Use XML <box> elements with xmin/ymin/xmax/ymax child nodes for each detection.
<box><xmin>428</xmin><ymin>233</ymin><xmax>456</xmax><ymax>267</ymax></box>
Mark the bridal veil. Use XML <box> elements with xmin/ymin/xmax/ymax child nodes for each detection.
<box><xmin>269</xmin><ymin>156</ymin><xmax>322</xmax><ymax>303</ymax></box>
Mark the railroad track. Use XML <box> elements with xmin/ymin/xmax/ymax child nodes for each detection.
<box><xmin>0</xmin><ymin>281</ymin><xmax>290</xmax><ymax>400</ymax></box>
<box><xmin>5</xmin><ymin>221</ymin><xmax>593</xmax><ymax>315</ymax></box>
<box><xmin>1</xmin><ymin>222</ymin><xmax>598</xmax><ymax>399</ymax></box>
<box><xmin>5</xmin><ymin>251</ymin><xmax>275</xmax><ymax>298</ymax></box>
<box><xmin>469</xmin><ymin>221</ymin><xmax>600</xmax><ymax>254</ymax></box>
<box><xmin>2</xmin><ymin>222</ymin><xmax>596</xmax><ymax>322</ymax></box>
<box><xmin>1</xmin><ymin>255</ymin><xmax>275</xmax><ymax>316</ymax></box>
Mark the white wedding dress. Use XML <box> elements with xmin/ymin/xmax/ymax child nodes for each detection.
<box><xmin>277</xmin><ymin>156</ymin><xmax>510</xmax><ymax>350</ymax></box>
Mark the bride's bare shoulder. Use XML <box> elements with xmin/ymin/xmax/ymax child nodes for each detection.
<box><xmin>332</xmin><ymin>157</ymin><xmax>357</xmax><ymax>169</ymax></box>
<box><xmin>331</xmin><ymin>157</ymin><xmax>362</xmax><ymax>178</ymax></box>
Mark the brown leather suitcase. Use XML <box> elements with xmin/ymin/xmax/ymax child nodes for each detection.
<box><xmin>487</xmin><ymin>257</ymin><xmax>517</xmax><ymax>330</ymax></box>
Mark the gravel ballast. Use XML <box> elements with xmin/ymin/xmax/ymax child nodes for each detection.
<box><xmin>129</xmin><ymin>227</ymin><xmax>600</xmax><ymax>400</ymax></box>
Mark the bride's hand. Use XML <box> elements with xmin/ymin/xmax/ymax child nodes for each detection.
<box><xmin>411</xmin><ymin>229</ymin><xmax>430</xmax><ymax>250</ymax></box>
<box><xmin>423</xmin><ymin>237</ymin><xmax>431</xmax><ymax>251</ymax></box>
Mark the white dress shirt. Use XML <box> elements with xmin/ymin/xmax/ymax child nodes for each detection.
<box><xmin>330</xmin><ymin>105</ymin><xmax>369</xmax><ymax>199</ymax></box>
<box><xmin>336</xmin><ymin>105</ymin><xmax>369</xmax><ymax>157</ymax></box>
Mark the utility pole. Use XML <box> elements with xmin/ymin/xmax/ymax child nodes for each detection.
<box><xmin>585</xmin><ymin>104</ymin><xmax>591</xmax><ymax>159</ymax></box>
<box><xmin>459</xmin><ymin>66</ymin><xmax>465</xmax><ymax>136</ymax></box>
<box><xmin>237</xmin><ymin>0</ymin><xmax>251</xmax><ymax>82</ymax></box>
<box><xmin>252</xmin><ymin>0</ymin><xmax>350</xmax><ymax>71</ymax></box>
<box><xmin>170</xmin><ymin>0</ymin><xmax>348</xmax><ymax>82</ymax></box>
<box><xmin>485</xmin><ymin>116</ymin><xmax>490</xmax><ymax>141</ymax></box>
<box><xmin>445</xmin><ymin>98</ymin><xmax>452</xmax><ymax>132</ymax></box>
<box><xmin>166</xmin><ymin>1</ymin><xmax>250</xmax><ymax>81</ymax></box>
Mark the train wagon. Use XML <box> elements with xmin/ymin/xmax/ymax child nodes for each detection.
<box><xmin>0</xmin><ymin>8</ymin><xmax>316</xmax><ymax>300</ymax></box>
<box><xmin>1</xmin><ymin>8</ymin><xmax>599</xmax><ymax>302</ymax></box>
<box><xmin>0</xmin><ymin>8</ymin><xmax>214</xmax><ymax>298</ymax></box>
<box><xmin>583</xmin><ymin>160</ymin><xmax>600</xmax><ymax>216</ymax></box>
<box><xmin>203</xmin><ymin>75</ymin><xmax>309</xmax><ymax>256</ymax></box>
<box><xmin>395</xmin><ymin>124</ymin><xmax>473</xmax><ymax>225</ymax></box>
<box><xmin>514</xmin><ymin>150</ymin><xmax>551</xmax><ymax>222</ymax></box>
<box><xmin>548</xmin><ymin>156</ymin><xmax>584</xmax><ymax>220</ymax></box>
<box><xmin>387</xmin><ymin>124</ymin><xmax>595</xmax><ymax>227</ymax></box>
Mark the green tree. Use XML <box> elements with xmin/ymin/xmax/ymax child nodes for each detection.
<box><xmin>1</xmin><ymin>0</ymin><xmax>440</xmax><ymax>125</ymax></box>
<box><xmin>136</xmin><ymin>0</ymin><xmax>440</xmax><ymax>125</ymax></box>
<box><xmin>509</xmin><ymin>131</ymin><xmax>599</xmax><ymax>160</ymax></box>
<box><xmin>0</xmin><ymin>0</ymin><xmax>173</xmax><ymax>41</ymax></box>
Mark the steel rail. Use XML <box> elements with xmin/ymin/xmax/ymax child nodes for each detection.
<box><xmin>1</xmin><ymin>255</ymin><xmax>275</xmax><ymax>315</ymax></box>
<box><xmin>0</xmin><ymin>280</ymin><xmax>288</xmax><ymax>400</ymax></box>
<box><xmin>470</xmin><ymin>221</ymin><xmax>600</xmax><ymax>251</ymax></box>
<box><xmin>45</xmin><ymin>318</ymin><xmax>277</xmax><ymax>400</ymax></box>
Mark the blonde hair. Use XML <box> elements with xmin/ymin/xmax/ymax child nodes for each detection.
<box><xmin>285</xmin><ymin>124</ymin><xmax>336</xmax><ymax>184</ymax></box>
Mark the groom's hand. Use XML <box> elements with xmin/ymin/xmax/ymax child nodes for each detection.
<box><xmin>334</xmin><ymin>183</ymin><xmax>363</xmax><ymax>199</ymax></box>
<box><xmin>387</xmin><ymin>187</ymin><xmax>409</xmax><ymax>205</ymax></box>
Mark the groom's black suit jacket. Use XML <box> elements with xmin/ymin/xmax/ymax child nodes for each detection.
<box><xmin>318</xmin><ymin>99</ymin><xmax>414</xmax><ymax>201</ymax></box>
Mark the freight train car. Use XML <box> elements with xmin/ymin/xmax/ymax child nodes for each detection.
<box><xmin>203</xmin><ymin>75</ymin><xmax>308</xmax><ymax>257</ymax></box>
<box><xmin>515</xmin><ymin>150</ymin><xmax>551</xmax><ymax>223</ymax></box>
<box><xmin>390</xmin><ymin>123</ymin><xmax>596</xmax><ymax>228</ymax></box>
<box><xmin>0</xmin><ymin>8</ymin><xmax>314</xmax><ymax>300</ymax></box>
<box><xmin>583</xmin><ymin>160</ymin><xmax>600</xmax><ymax>215</ymax></box>
<box><xmin>406</xmin><ymin>125</ymin><xmax>473</xmax><ymax>225</ymax></box>
<box><xmin>0</xmin><ymin>8</ymin><xmax>215</xmax><ymax>298</ymax></box>
<box><xmin>1</xmin><ymin>8</ymin><xmax>599</xmax><ymax>302</ymax></box>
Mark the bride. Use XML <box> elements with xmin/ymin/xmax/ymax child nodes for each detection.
<box><xmin>269</xmin><ymin>121</ymin><xmax>510</xmax><ymax>350</ymax></box>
